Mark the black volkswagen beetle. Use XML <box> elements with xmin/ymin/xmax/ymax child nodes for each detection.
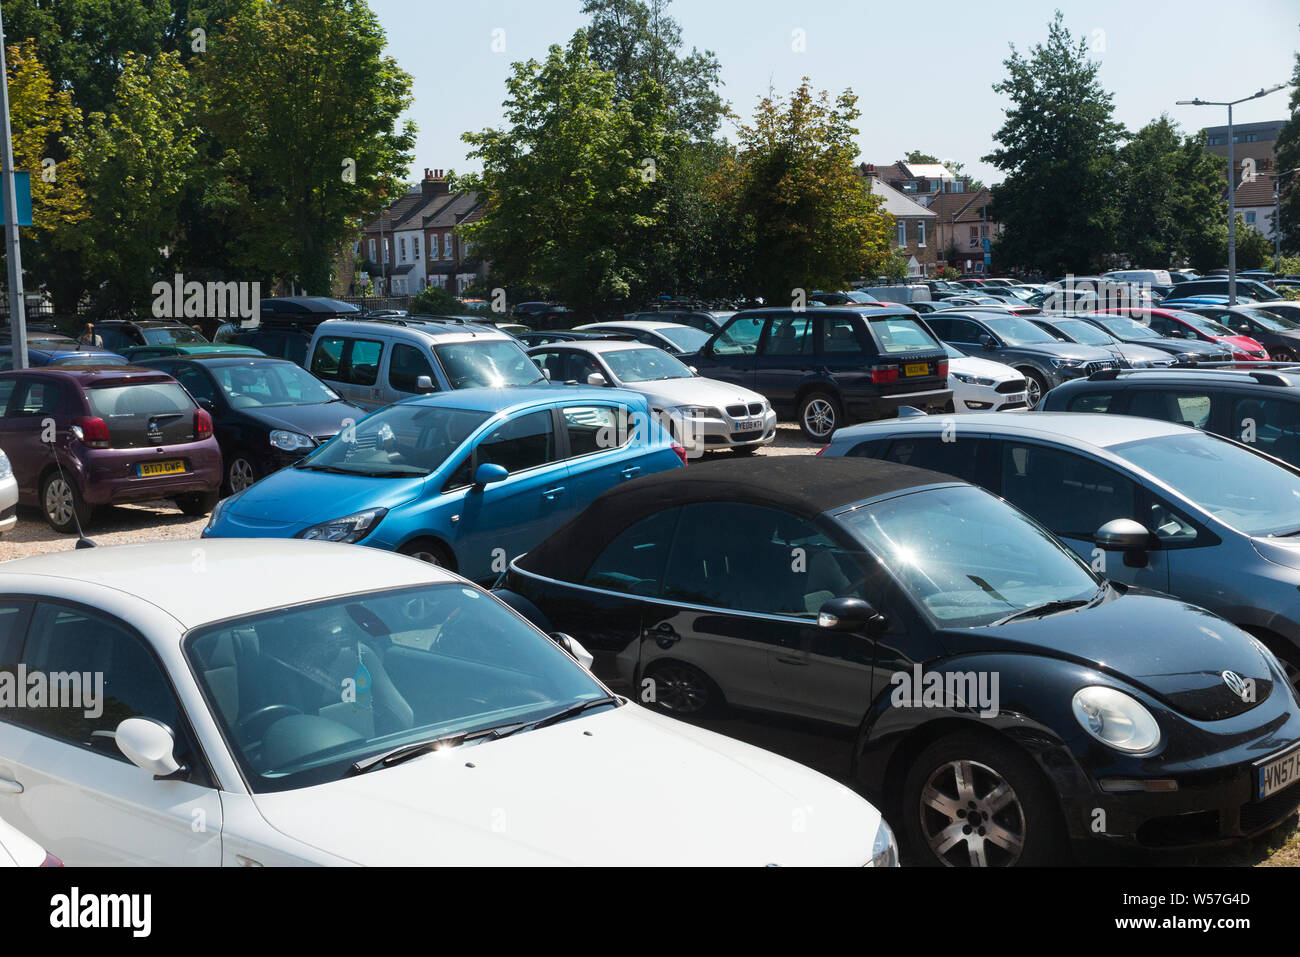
<box><xmin>495</xmin><ymin>457</ymin><xmax>1300</xmax><ymax>866</ymax></box>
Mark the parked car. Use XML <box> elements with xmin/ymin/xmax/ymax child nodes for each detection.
<box><xmin>136</xmin><ymin>355</ymin><xmax>367</xmax><ymax>494</ymax></box>
<box><xmin>923</xmin><ymin>310</ymin><xmax>1118</xmax><ymax>406</ymax></box>
<box><xmin>1163</xmin><ymin>278</ymin><xmax>1277</xmax><ymax>302</ymax></box>
<box><xmin>0</xmin><ymin>447</ymin><xmax>15</xmax><ymax>537</ymax></box>
<box><xmin>936</xmin><ymin>295</ymin><xmax>1009</xmax><ymax>308</ymax></box>
<box><xmin>1160</xmin><ymin>295</ymin><xmax>1249</xmax><ymax>308</ymax></box>
<box><xmin>120</xmin><ymin>342</ymin><xmax>265</xmax><ymax>363</ymax></box>
<box><xmin>942</xmin><ymin>344</ymin><xmax>1030</xmax><ymax>412</ymax></box>
<box><xmin>574</xmin><ymin>320</ymin><xmax>713</xmax><ymax>356</ymax></box>
<box><xmin>496</xmin><ymin>456</ymin><xmax>1300</xmax><ymax>864</ymax></box>
<box><xmin>516</xmin><ymin>330</ymin><xmax>635</xmax><ymax>347</ymax></box>
<box><xmin>1255</xmin><ymin>301</ymin><xmax>1300</xmax><ymax>327</ymax></box>
<box><xmin>1176</xmin><ymin>304</ymin><xmax>1300</xmax><ymax>362</ymax></box>
<box><xmin>0</xmin><ymin>538</ymin><xmax>893</xmax><ymax>865</ymax></box>
<box><xmin>1103</xmin><ymin>269</ymin><xmax>1174</xmax><ymax>288</ymax></box>
<box><xmin>0</xmin><ymin>367</ymin><xmax>221</xmax><ymax>531</ymax></box>
<box><xmin>0</xmin><ymin>815</ymin><xmax>59</xmax><ymax>867</ymax></box>
<box><xmin>810</xmin><ymin>291</ymin><xmax>878</xmax><ymax>307</ymax></box>
<box><xmin>0</xmin><ymin>346</ymin><xmax>128</xmax><ymax>370</ymax></box>
<box><xmin>1075</xmin><ymin>313</ymin><xmax>1232</xmax><ymax>364</ymax></box>
<box><xmin>1028</xmin><ymin>315</ymin><xmax>1175</xmax><ymax>368</ymax></box>
<box><xmin>233</xmin><ymin>326</ymin><xmax>313</xmax><ymax>366</ymax></box>
<box><xmin>1104</xmin><ymin>307</ymin><xmax>1267</xmax><ymax>363</ymax></box>
<box><xmin>624</xmin><ymin>310</ymin><xmax>736</xmax><ymax>334</ymax></box>
<box><xmin>306</xmin><ymin>317</ymin><xmax>544</xmax><ymax>411</ymax></box>
<box><xmin>527</xmin><ymin>340</ymin><xmax>777</xmax><ymax>453</ymax></box>
<box><xmin>689</xmin><ymin>306</ymin><xmax>951</xmax><ymax>441</ymax></box>
<box><xmin>859</xmin><ymin>285</ymin><xmax>933</xmax><ymax>307</ymax></box>
<box><xmin>204</xmin><ymin>386</ymin><xmax>686</xmax><ymax>582</ymax></box>
<box><xmin>822</xmin><ymin>410</ymin><xmax>1300</xmax><ymax>691</ymax></box>
<box><xmin>91</xmin><ymin>319</ymin><xmax>210</xmax><ymax>354</ymax></box>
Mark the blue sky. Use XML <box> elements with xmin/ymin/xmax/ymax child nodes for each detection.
<box><xmin>368</xmin><ymin>0</ymin><xmax>1299</xmax><ymax>186</ymax></box>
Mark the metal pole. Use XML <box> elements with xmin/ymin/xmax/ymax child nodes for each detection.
<box><xmin>1277</xmin><ymin>178</ymin><xmax>1283</xmax><ymax>273</ymax></box>
<box><xmin>0</xmin><ymin>5</ymin><xmax>27</xmax><ymax>369</ymax></box>
<box><xmin>1227</xmin><ymin>103</ymin><xmax>1237</xmax><ymax>306</ymax></box>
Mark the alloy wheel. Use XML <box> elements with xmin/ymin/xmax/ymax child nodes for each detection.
<box><xmin>648</xmin><ymin>662</ymin><xmax>711</xmax><ymax>715</ymax></box>
<box><xmin>803</xmin><ymin>399</ymin><xmax>836</xmax><ymax>439</ymax></box>
<box><xmin>1022</xmin><ymin>375</ymin><xmax>1043</xmax><ymax>406</ymax></box>
<box><xmin>44</xmin><ymin>478</ymin><xmax>74</xmax><ymax>527</ymax></box>
<box><xmin>229</xmin><ymin>458</ymin><xmax>256</xmax><ymax>493</ymax></box>
<box><xmin>919</xmin><ymin>758</ymin><xmax>1027</xmax><ymax>867</ymax></box>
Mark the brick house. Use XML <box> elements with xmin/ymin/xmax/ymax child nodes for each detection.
<box><xmin>861</xmin><ymin>172</ymin><xmax>938</xmax><ymax>276</ymax></box>
<box><xmin>928</xmin><ymin>187</ymin><xmax>1003</xmax><ymax>276</ymax></box>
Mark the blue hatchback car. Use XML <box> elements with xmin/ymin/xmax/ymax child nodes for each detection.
<box><xmin>203</xmin><ymin>385</ymin><xmax>687</xmax><ymax>581</ymax></box>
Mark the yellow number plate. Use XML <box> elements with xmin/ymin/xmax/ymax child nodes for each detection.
<box><xmin>138</xmin><ymin>460</ymin><xmax>185</xmax><ymax>477</ymax></box>
<box><xmin>904</xmin><ymin>362</ymin><xmax>930</xmax><ymax>377</ymax></box>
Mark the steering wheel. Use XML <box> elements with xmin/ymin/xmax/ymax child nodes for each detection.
<box><xmin>237</xmin><ymin>704</ymin><xmax>303</xmax><ymax>744</ymax></box>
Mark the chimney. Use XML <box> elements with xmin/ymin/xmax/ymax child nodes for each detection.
<box><xmin>421</xmin><ymin>167</ymin><xmax>451</xmax><ymax>199</ymax></box>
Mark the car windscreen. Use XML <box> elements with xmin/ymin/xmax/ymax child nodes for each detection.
<box><xmin>211</xmin><ymin>361</ymin><xmax>340</xmax><ymax>407</ymax></box>
<box><xmin>1094</xmin><ymin>316</ymin><xmax>1163</xmax><ymax>340</ymax></box>
<box><xmin>141</xmin><ymin>326</ymin><xmax>206</xmax><ymax>345</ymax></box>
<box><xmin>433</xmin><ymin>339</ymin><xmax>545</xmax><ymax>389</ymax></box>
<box><xmin>653</xmin><ymin>325</ymin><xmax>712</xmax><ymax>352</ymax></box>
<box><xmin>1245</xmin><ymin>308</ymin><xmax>1300</xmax><ymax>331</ymax></box>
<box><xmin>52</xmin><ymin>353</ymin><xmax>130</xmax><ymax>366</ymax></box>
<box><xmin>1175</xmin><ymin>312</ymin><xmax>1234</xmax><ymax>337</ymax></box>
<box><xmin>1051</xmin><ymin>319</ymin><xmax>1114</xmax><ymax>346</ymax></box>
<box><xmin>298</xmin><ymin>404</ymin><xmax>489</xmax><ymax>477</ymax></box>
<box><xmin>602</xmin><ymin>347</ymin><xmax>693</xmax><ymax>383</ymax></box>
<box><xmin>985</xmin><ymin>317</ymin><xmax>1060</xmax><ymax>345</ymax></box>
<box><xmin>184</xmin><ymin>583</ymin><xmax>609</xmax><ymax>793</ymax></box>
<box><xmin>868</xmin><ymin>315</ymin><xmax>941</xmax><ymax>353</ymax></box>
<box><xmin>838</xmin><ymin>485</ymin><xmax>1099</xmax><ymax>629</ymax></box>
<box><xmin>1114</xmin><ymin>431</ymin><xmax>1300</xmax><ymax>537</ymax></box>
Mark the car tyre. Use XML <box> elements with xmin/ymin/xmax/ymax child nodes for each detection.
<box><xmin>798</xmin><ymin>391</ymin><xmax>842</xmax><ymax>442</ymax></box>
<box><xmin>642</xmin><ymin>660</ymin><xmax>723</xmax><ymax>717</ymax></box>
<box><xmin>1018</xmin><ymin>369</ymin><xmax>1048</xmax><ymax>407</ymax></box>
<box><xmin>225</xmin><ymin>454</ymin><xmax>259</xmax><ymax>495</ymax></box>
<box><xmin>901</xmin><ymin>731</ymin><xmax>1066</xmax><ymax>867</ymax></box>
<box><xmin>40</xmin><ymin>472</ymin><xmax>93</xmax><ymax>534</ymax></box>
<box><xmin>398</xmin><ymin>538</ymin><xmax>453</xmax><ymax>568</ymax></box>
<box><xmin>176</xmin><ymin>489</ymin><xmax>221</xmax><ymax>517</ymax></box>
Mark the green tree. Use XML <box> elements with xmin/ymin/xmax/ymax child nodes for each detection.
<box><xmin>1235</xmin><ymin>217</ymin><xmax>1273</xmax><ymax>270</ymax></box>
<box><xmin>198</xmin><ymin>0</ymin><xmax>416</xmax><ymax>294</ymax></box>
<box><xmin>983</xmin><ymin>11</ymin><xmax>1126</xmax><ymax>274</ymax></box>
<box><xmin>725</xmin><ymin>81</ymin><xmax>894</xmax><ymax>302</ymax></box>
<box><xmin>409</xmin><ymin>285</ymin><xmax>463</xmax><ymax>315</ymax></box>
<box><xmin>905</xmin><ymin>150</ymin><xmax>938</xmax><ymax>163</ymax></box>
<box><xmin>1275</xmin><ymin>33</ymin><xmax>1300</xmax><ymax>256</ymax></box>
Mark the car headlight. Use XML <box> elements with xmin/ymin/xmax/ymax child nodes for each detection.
<box><xmin>1049</xmin><ymin>357</ymin><xmax>1084</xmax><ymax>369</ymax></box>
<box><xmin>295</xmin><ymin>507</ymin><xmax>388</xmax><ymax>544</ymax></box>
<box><xmin>1072</xmin><ymin>686</ymin><xmax>1161</xmax><ymax>753</ymax></box>
<box><xmin>869</xmin><ymin>818</ymin><xmax>900</xmax><ymax>867</ymax></box>
<box><xmin>678</xmin><ymin>406</ymin><xmax>716</xmax><ymax>419</ymax></box>
<box><xmin>952</xmin><ymin>372</ymin><xmax>996</xmax><ymax>386</ymax></box>
<box><xmin>203</xmin><ymin>488</ymin><xmax>245</xmax><ymax>535</ymax></box>
<box><xmin>270</xmin><ymin>430</ymin><xmax>315</xmax><ymax>452</ymax></box>
<box><xmin>0</xmin><ymin>449</ymin><xmax>11</xmax><ymax>480</ymax></box>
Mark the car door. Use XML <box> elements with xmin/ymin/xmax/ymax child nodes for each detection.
<box><xmin>448</xmin><ymin>408</ymin><xmax>568</xmax><ymax>581</ymax></box>
<box><xmin>556</xmin><ymin>402</ymin><xmax>645</xmax><ymax>514</ymax></box>
<box><xmin>753</xmin><ymin>313</ymin><xmax>814</xmax><ymax>415</ymax></box>
<box><xmin>993</xmin><ymin>439</ymin><xmax>1170</xmax><ymax>592</ymax></box>
<box><xmin>385</xmin><ymin>342</ymin><xmax>440</xmax><ymax>403</ymax></box>
<box><xmin>310</xmin><ymin>333</ymin><xmax>388</xmax><ymax>409</ymax></box>
<box><xmin>0</xmin><ymin>600</ymin><xmax>222</xmax><ymax>865</ymax></box>
<box><xmin>0</xmin><ymin>376</ymin><xmax>67</xmax><ymax>501</ymax></box>
<box><xmin>694</xmin><ymin>314</ymin><xmax>764</xmax><ymax>388</ymax></box>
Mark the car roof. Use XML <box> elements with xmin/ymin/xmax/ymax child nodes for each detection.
<box><xmin>0</xmin><ymin>365</ymin><xmax>173</xmax><ymax>383</ymax></box>
<box><xmin>529</xmin><ymin>339</ymin><xmax>646</xmax><ymax>354</ymax></box>
<box><xmin>836</xmin><ymin>410</ymin><xmax>1192</xmax><ymax>449</ymax></box>
<box><xmin>263</xmin><ymin>297</ymin><xmax>362</xmax><ymax>314</ymax></box>
<box><xmin>516</xmin><ymin>457</ymin><xmax>960</xmax><ymax>582</ymax></box>
<box><xmin>313</xmin><ymin>318</ymin><xmax>513</xmax><ymax>343</ymax></box>
<box><xmin>143</xmin><ymin>354</ymin><xmax>296</xmax><ymax>368</ymax></box>
<box><xmin>0</xmin><ymin>539</ymin><xmax>456</xmax><ymax>630</ymax></box>
<box><xmin>581</xmin><ymin>320</ymin><xmax>688</xmax><ymax>331</ymax></box>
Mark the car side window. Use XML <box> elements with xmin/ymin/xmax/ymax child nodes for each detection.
<box><xmin>11</xmin><ymin>379</ymin><xmax>62</xmax><ymax>417</ymax></box>
<box><xmin>347</xmin><ymin>339</ymin><xmax>383</xmax><ymax>386</ymax></box>
<box><xmin>0</xmin><ymin>379</ymin><xmax>17</xmax><ymax>416</ymax></box>
<box><xmin>712</xmin><ymin>316</ymin><xmax>764</xmax><ymax>356</ymax></box>
<box><xmin>819</xmin><ymin>316</ymin><xmax>865</xmax><ymax>354</ymax></box>
<box><xmin>0</xmin><ymin>602</ymin><xmax>31</xmax><ymax>674</ymax></box>
<box><xmin>11</xmin><ymin>602</ymin><xmax>183</xmax><ymax>761</ymax></box>
<box><xmin>1067</xmin><ymin>391</ymin><xmax>1113</xmax><ymax>413</ymax></box>
<box><xmin>474</xmin><ymin>409</ymin><xmax>556</xmax><ymax>474</ymax></box>
<box><xmin>999</xmin><ymin>442</ymin><xmax>1138</xmax><ymax>540</ymax></box>
<box><xmin>764</xmin><ymin>316</ymin><xmax>812</xmax><ymax>356</ymax></box>
<box><xmin>662</xmin><ymin>503</ymin><xmax>868</xmax><ymax>617</ymax></box>
<box><xmin>563</xmin><ymin>405</ymin><xmax>626</xmax><ymax>456</ymax></box>
<box><xmin>882</xmin><ymin>437</ymin><xmax>979</xmax><ymax>481</ymax></box>
<box><xmin>582</xmin><ymin>508</ymin><xmax>682</xmax><ymax>596</ymax></box>
<box><xmin>98</xmin><ymin>328</ymin><xmax>128</xmax><ymax>351</ymax></box>
<box><xmin>310</xmin><ymin>336</ymin><xmax>345</xmax><ymax>379</ymax></box>
<box><xmin>944</xmin><ymin>319</ymin><xmax>985</xmax><ymax>344</ymax></box>
<box><xmin>1231</xmin><ymin>396</ymin><xmax>1300</xmax><ymax>464</ymax></box>
<box><xmin>389</xmin><ymin>343</ymin><xmax>437</xmax><ymax>393</ymax></box>
<box><xmin>172</xmin><ymin>365</ymin><xmax>218</xmax><ymax>404</ymax></box>
<box><xmin>1125</xmin><ymin>390</ymin><xmax>1212</xmax><ymax>430</ymax></box>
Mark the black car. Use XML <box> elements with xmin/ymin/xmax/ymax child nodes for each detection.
<box><xmin>1179</xmin><ymin>304</ymin><xmax>1300</xmax><ymax>362</ymax></box>
<box><xmin>690</xmin><ymin>306</ymin><xmax>952</xmax><ymax>441</ymax></box>
<box><xmin>515</xmin><ymin>330</ymin><xmax>635</xmax><ymax>347</ymax></box>
<box><xmin>92</xmin><ymin>319</ymin><xmax>208</xmax><ymax>354</ymax></box>
<box><xmin>626</xmin><ymin>309</ymin><xmax>735</xmax><ymax>333</ymax></box>
<box><xmin>1075</xmin><ymin>313</ymin><xmax>1231</xmax><ymax>364</ymax></box>
<box><xmin>232</xmin><ymin>326</ymin><xmax>313</xmax><ymax>366</ymax></box>
<box><xmin>495</xmin><ymin>457</ymin><xmax>1300</xmax><ymax>865</ymax></box>
<box><xmin>1041</xmin><ymin>367</ymin><xmax>1300</xmax><ymax>467</ymax></box>
<box><xmin>1163</xmin><ymin>278</ymin><xmax>1277</xmax><ymax>302</ymax></box>
<box><xmin>137</xmin><ymin>355</ymin><xmax>366</xmax><ymax>493</ymax></box>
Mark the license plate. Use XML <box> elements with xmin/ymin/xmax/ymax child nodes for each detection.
<box><xmin>138</xmin><ymin>460</ymin><xmax>185</xmax><ymax>477</ymax></box>
<box><xmin>1007</xmin><ymin>392</ymin><xmax>1027</xmax><ymax>404</ymax></box>
<box><xmin>1257</xmin><ymin>743</ymin><xmax>1300</xmax><ymax>799</ymax></box>
<box><xmin>735</xmin><ymin>419</ymin><xmax>762</xmax><ymax>431</ymax></box>
<box><xmin>904</xmin><ymin>362</ymin><xmax>930</xmax><ymax>377</ymax></box>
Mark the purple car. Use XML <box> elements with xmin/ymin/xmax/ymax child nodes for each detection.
<box><xmin>0</xmin><ymin>366</ymin><xmax>222</xmax><ymax>532</ymax></box>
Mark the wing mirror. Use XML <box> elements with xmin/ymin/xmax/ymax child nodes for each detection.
<box><xmin>980</xmin><ymin>334</ymin><xmax>997</xmax><ymax>351</ymax></box>
<box><xmin>550</xmin><ymin>632</ymin><xmax>595</xmax><ymax>670</ymax></box>
<box><xmin>586</xmin><ymin>372</ymin><xmax>609</xmax><ymax>387</ymax></box>
<box><xmin>817</xmin><ymin>596</ymin><xmax>886</xmax><ymax>635</ymax></box>
<box><xmin>115</xmin><ymin>717</ymin><xmax>187</xmax><ymax>780</ymax></box>
<box><xmin>1094</xmin><ymin>518</ymin><xmax>1152</xmax><ymax>568</ymax></box>
<box><xmin>688</xmin><ymin>365</ymin><xmax>698</xmax><ymax>375</ymax></box>
<box><xmin>473</xmin><ymin>462</ymin><xmax>509</xmax><ymax>487</ymax></box>
<box><xmin>415</xmin><ymin>375</ymin><xmax>435</xmax><ymax>393</ymax></box>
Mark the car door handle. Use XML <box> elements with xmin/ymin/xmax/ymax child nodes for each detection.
<box><xmin>774</xmin><ymin>655</ymin><xmax>809</xmax><ymax>666</ymax></box>
<box><xmin>620</xmin><ymin>466</ymin><xmax>641</xmax><ymax>480</ymax></box>
<box><xmin>646</xmin><ymin>623</ymin><xmax>680</xmax><ymax>644</ymax></box>
<box><xmin>542</xmin><ymin>486</ymin><xmax>566</xmax><ymax>501</ymax></box>
<box><xmin>0</xmin><ymin>776</ymin><xmax>24</xmax><ymax>795</ymax></box>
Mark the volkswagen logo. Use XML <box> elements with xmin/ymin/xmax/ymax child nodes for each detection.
<box><xmin>1222</xmin><ymin>670</ymin><xmax>1248</xmax><ymax>699</ymax></box>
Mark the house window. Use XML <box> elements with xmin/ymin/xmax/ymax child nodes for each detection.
<box><xmin>383</xmin><ymin>239</ymin><xmax>390</xmax><ymax>264</ymax></box>
<box><xmin>969</xmin><ymin>226</ymin><xmax>979</xmax><ymax>247</ymax></box>
<box><xmin>1245</xmin><ymin>211</ymin><xmax>1257</xmax><ymax>224</ymax></box>
<box><xmin>444</xmin><ymin>234</ymin><xmax>454</xmax><ymax>259</ymax></box>
<box><xmin>412</xmin><ymin>236</ymin><xmax>420</xmax><ymax>260</ymax></box>
<box><xmin>917</xmin><ymin>222</ymin><xmax>927</xmax><ymax>247</ymax></box>
<box><xmin>462</xmin><ymin>239</ymin><xmax>472</xmax><ymax>258</ymax></box>
<box><xmin>428</xmin><ymin>238</ymin><xmax>436</xmax><ymax>260</ymax></box>
<box><xmin>369</xmin><ymin>239</ymin><xmax>376</xmax><ymax>261</ymax></box>
<box><xmin>398</xmin><ymin>237</ymin><xmax>406</xmax><ymax>261</ymax></box>
<box><xmin>897</xmin><ymin>223</ymin><xmax>907</xmax><ymax>247</ymax></box>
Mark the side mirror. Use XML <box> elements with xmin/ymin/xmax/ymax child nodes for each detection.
<box><xmin>196</xmin><ymin>397</ymin><xmax>215</xmax><ymax>412</ymax></box>
<box><xmin>817</xmin><ymin>596</ymin><xmax>886</xmax><ymax>635</ymax></box>
<box><xmin>688</xmin><ymin>365</ymin><xmax>699</xmax><ymax>375</ymax></box>
<box><xmin>980</xmin><ymin>334</ymin><xmax>997</xmax><ymax>351</ymax></box>
<box><xmin>550</xmin><ymin>632</ymin><xmax>595</xmax><ymax>670</ymax></box>
<box><xmin>586</xmin><ymin>372</ymin><xmax>609</xmax><ymax>387</ymax></box>
<box><xmin>1095</xmin><ymin>518</ymin><xmax>1151</xmax><ymax>550</ymax></box>
<box><xmin>473</xmin><ymin>462</ymin><xmax>509</xmax><ymax>487</ymax></box>
<box><xmin>115</xmin><ymin>717</ymin><xmax>186</xmax><ymax>779</ymax></box>
<box><xmin>415</xmin><ymin>375</ymin><xmax>435</xmax><ymax>393</ymax></box>
<box><xmin>539</xmin><ymin>367</ymin><xmax>552</xmax><ymax>381</ymax></box>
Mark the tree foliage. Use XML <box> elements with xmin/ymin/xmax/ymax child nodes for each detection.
<box><xmin>1275</xmin><ymin>33</ymin><xmax>1300</xmax><ymax>256</ymax></box>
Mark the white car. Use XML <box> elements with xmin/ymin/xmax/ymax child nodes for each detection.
<box><xmin>0</xmin><ymin>540</ymin><xmax>895</xmax><ymax>866</ymax></box>
<box><xmin>528</xmin><ymin>340</ymin><xmax>778</xmax><ymax>453</ymax></box>
<box><xmin>0</xmin><ymin>448</ymin><xmax>15</xmax><ymax>537</ymax></box>
<box><xmin>943</xmin><ymin>344</ymin><xmax>1029</xmax><ymax>412</ymax></box>
<box><xmin>574</xmin><ymin>320</ymin><xmax>714</xmax><ymax>356</ymax></box>
<box><xmin>0</xmin><ymin>814</ymin><xmax>58</xmax><ymax>866</ymax></box>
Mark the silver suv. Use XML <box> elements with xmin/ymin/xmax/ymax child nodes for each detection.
<box><xmin>822</xmin><ymin>410</ymin><xmax>1300</xmax><ymax>688</ymax></box>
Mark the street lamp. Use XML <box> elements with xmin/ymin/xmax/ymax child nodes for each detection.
<box><xmin>1177</xmin><ymin>83</ymin><xmax>1287</xmax><ymax>305</ymax></box>
<box><xmin>1266</xmin><ymin>167</ymin><xmax>1300</xmax><ymax>273</ymax></box>
<box><xmin>0</xmin><ymin>3</ymin><xmax>28</xmax><ymax>369</ymax></box>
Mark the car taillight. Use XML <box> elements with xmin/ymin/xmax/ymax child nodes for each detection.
<box><xmin>671</xmin><ymin>442</ymin><xmax>687</xmax><ymax>466</ymax></box>
<box><xmin>73</xmin><ymin>416</ymin><xmax>110</xmax><ymax>449</ymax></box>
<box><xmin>194</xmin><ymin>407</ymin><xmax>213</xmax><ymax>440</ymax></box>
<box><xmin>871</xmin><ymin>364</ymin><xmax>899</xmax><ymax>384</ymax></box>
<box><xmin>40</xmin><ymin>851</ymin><xmax>63</xmax><ymax>867</ymax></box>
<box><xmin>937</xmin><ymin>359</ymin><xmax>949</xmax><ymax>378</ymax></box>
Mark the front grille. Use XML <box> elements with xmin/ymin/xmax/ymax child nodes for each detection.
<box><xmin>995</xmin><ymin>378</ymin><xmax>1027</xmax><ymax>394</ymax></box>
<box><xmin>725</xmin><ymin>404</ymin><xmax>746</xmax><ymax>417</ymax></box>
<box><xmin>313</xmin><ymin>433</ymin><xmax>338</xmax><ymax>445</ymax></box>
<box><xmin>725</xmin><ymin>403</ymin><xmax>764</xmax><ymax>417</ymax></box>
<box><xmin>748</xmin><ymin>402</ymin><xmax>763</xmax><ymax>415</ymax></box>
<box><xmin>1083</xmin><ymin>360</ymin><xmax>1118</xmax><ymax>375</ymax></box>
<box><xmin>1239</xmin><ymin>782</ymin><xmax>1300</xmax><ymax>834</ymax></box>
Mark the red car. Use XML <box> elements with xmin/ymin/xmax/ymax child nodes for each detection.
<box><xmin>0</xmin><ymin>366</ymin><xmax>222</xmax><ymax>532</ymax></box>
<box><xmin>1102</xmin><ymin>307</ymin><xmax>1268</xmax><ymax>363</ymax></box>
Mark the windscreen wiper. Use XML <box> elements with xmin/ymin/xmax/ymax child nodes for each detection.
<box><xmin>348</xmin><ymin>722</ymin><xmax>528</xmax><ymax>775</ymax></box>
<box><xmin>528</xmin><ymin>695</ymin><xmax>621</xmax><ymax>731</ymax></box>
<box><xmin>992</xmin><ymin>598</ymin><xmax>1089</xmax><ymax>626</ymax></box>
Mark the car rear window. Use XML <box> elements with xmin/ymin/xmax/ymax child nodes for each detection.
<box><xmin>86</xmin><ymin>382</ymin><xmax>197</xmax><ymax>448</ymax></box>
<box><xmin>869</xmin><ymin>315</ymin><xmax>940</xmax><ymax>354</ymax></box>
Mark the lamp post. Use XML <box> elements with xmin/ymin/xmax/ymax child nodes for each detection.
<box><xmin>0</xmin><ymin>4</ymin><xmax>27</xmax><ymax>369</ymax></box>
<box><xmin>1177</xmin><ymin>83</ymin><xmax>1287</xmax><ymax>305</ymax></box>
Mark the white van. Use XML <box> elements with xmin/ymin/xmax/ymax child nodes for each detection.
<box><xmin>1103</xmin><ymin>269</ymin><xmax>1172</xmax><ymax>288</ymax></box>
<box><xmin>863</xmin><ymin>284</ymin><xmax>933</xmax><ymax>306</ymax></box>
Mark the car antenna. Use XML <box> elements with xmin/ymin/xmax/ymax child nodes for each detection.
<box><xmin>44</xmin><ymin>426</ymin><xmax>96</xmax><ymax>548</ymax></box>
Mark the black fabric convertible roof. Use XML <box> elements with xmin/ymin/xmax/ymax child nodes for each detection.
<box><xmin>516</xmin><ymin>456</ymin><xmax>957</xmax><ymax>582</ymax></box>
